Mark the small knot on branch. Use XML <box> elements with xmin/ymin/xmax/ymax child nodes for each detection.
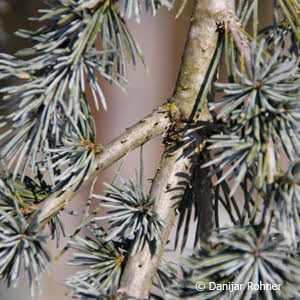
<box><xmin>81</xmin><ymin>139</ymin><xmax>103</xmax><ymax>154</ymax></box>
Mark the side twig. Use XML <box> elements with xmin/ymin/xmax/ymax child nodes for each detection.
<box><xmin>216</xmin><ymin>10</ymin><xmax>252</xmax><ymax>76</ymax></box>
<box><xmin>37</xmin><ymin>105</ymin><xmax>178</xmax><ymax>226</ymax></box>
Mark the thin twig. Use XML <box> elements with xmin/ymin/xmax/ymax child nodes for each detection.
<box><xmin>258</xmin><ymin>139</ymin><xmax>277</xmax><ymax>241</ymax></box>
<box><xmin>216</xmin><ymin>10</ymin><xmax>252</xmax><ymax>77</ymax></box>
<box><xmin>37</xmin><ymin>105</ymin><xmax>178</xmax><ymax>226</ymax></box>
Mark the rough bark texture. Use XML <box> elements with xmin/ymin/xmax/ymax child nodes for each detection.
<box><xmin>118</xmin><ymin>0</ymin><xmax>235</xmax><ymax>298</ymax></box>
<box><xmin>173</xmin><ymin>0</ymin><xmax>235</xmax><ymax>121</ymax></box>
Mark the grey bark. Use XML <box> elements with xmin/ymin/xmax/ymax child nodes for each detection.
<box><xmin>118</xmin><ymin>0</ymin><xmax>235</xmax><ymax>298</ymax></box>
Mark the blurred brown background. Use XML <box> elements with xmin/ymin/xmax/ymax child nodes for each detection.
<box><xmin>0</xmin><ymin>1</ymin><xmax>272</xmax><ymax>299</ymax></box>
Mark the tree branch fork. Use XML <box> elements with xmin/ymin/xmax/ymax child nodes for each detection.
<box><xmin>36</xmin><ymin>0</ymin><xmax>237</xmax><ymax>299</ymax></box>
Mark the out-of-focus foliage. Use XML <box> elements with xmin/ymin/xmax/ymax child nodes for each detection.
<box><xmin>0</xmin><ymin>173</ymin><xmax>51</xmax><ymax>295</ymax></box>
